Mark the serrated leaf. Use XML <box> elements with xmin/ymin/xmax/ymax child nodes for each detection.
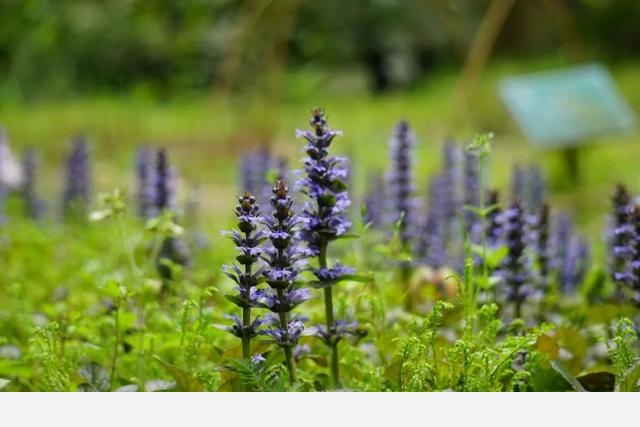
<box><xmin>551</xmin><ymin>360</ymin><xmax>586</xmax><ymax>392</ymax></box>
<box><xmin>153</xmin><ymin>356</ymin><xmax>203</xmax><ymax>392</ymax></box>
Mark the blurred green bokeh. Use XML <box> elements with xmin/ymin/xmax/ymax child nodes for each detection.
<box><xmin>1</xmin><ymin>0</ymin><xmax>639</xmax><ymax>98</ymax></box>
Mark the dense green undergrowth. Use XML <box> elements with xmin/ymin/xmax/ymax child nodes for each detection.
<box><xmin>1</xmin><ymin>189</ymin><xmax>639</xmax><ymax>392</ymax></box>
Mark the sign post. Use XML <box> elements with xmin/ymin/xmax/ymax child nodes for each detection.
<box><xmin>499</xmin><ymin>64</ymin><xmax>636</xmax><ymax>185</ymax></box>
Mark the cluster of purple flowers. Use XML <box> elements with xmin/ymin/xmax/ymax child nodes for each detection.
<box><xmin>134</xmin><ymin>147</ymin><xmax>192</xmax><ymax>280</ymax></box>
<box><xmin>296</xmin><ymin>109</ymin><xmax>356</xmax><ymax>387</ymax></box>
<box><xmin>611</xmin><ymin>185</ymin><xmax>633</xmax><ymax>292</ymax></box>
<box><xmin>62</xmin><ymin>136</ymin><xmax>91</xmax><ymax>219</ymax></box>
<box><xmin>223</xmin><ymin>177</ymin><xmax>309</xmax><ymax>381</ymax></box>
<box><xmin>533</xmin><ymin>203</ymin><xmax>551</xmax><ymax>290</ymax></box>
<box><xmin>626</xmin><ymin>206</ymin><xmax>640</xmax><ymax>305</ymax></box>
<box><xmin>134</xmin><ymin>146</ymin><xmax>180</xmax><ymax>220</ymax></box>
<box><xmin>135</xmin><ymin>147</ymin><xmax>158</xmax><ymax>220</ymax></box>
<box><xmin>260</xmin><ymin>180</ymin><xmax>310</xmax><ymax>352</ymax></box>
<box><xmin>296</xmin><ymin>109</ymin><xmax>352</xmax><ymax>255</ymax></box>
<box><xmin>222</xmin><ymin>192</ymin><xmax>267</xmax><ymax>358</ymax></box>
<box><xmin>415</xmin><ymin>174</ymin><xmax>447</xmax><ymax>268</ymax></box>
<box><xmin>386</xmin><ymin>121</ymin><xmax>417</xmax><ymax>247</ymax></box>
<box><xmin>499</xmin><ymin>201</ymin><xmax>530</xmax><ymax>317</ymax></box>
<box><xmin>608</xmin><ymin>183</ymin><xmax>640</xmax><ymax>305</ymax></box>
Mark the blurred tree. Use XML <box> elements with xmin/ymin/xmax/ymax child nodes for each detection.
<box><xmin>0</xmin><ymin>0</ymin><xmax>638</xmax><ymax>98</ymax></box>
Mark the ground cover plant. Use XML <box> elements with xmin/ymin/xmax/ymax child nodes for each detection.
<box><xmin>1</xmin><ymin>104</ymin><xmax>640</xmax><ymax>392</ymax></box>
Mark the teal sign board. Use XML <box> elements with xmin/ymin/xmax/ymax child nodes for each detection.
<box><xmin>499</xmin><ymin>64</ymin><xmax>636</xmax><ymax>148</ymax></box>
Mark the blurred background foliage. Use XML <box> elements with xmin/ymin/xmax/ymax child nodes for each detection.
<box><xmin>0</xmin><ymin>0</ymin><xmax>639</xmax><ymax>234</ymax></box>
<box><xmin>1</xmin><ymin>0</ymin><xmax>639</xmax><ymax>99</ymax></box>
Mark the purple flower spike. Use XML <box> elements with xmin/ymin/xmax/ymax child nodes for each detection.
<box><xmin>296</xmin><ymin>109</ymin><xmax>356</xmax><ymax>386</ymax></box>
<box><xmin>611</xmin><ymin>184</ymin><xmax>633</xmax><ymax>293</ymax></box>
<box><xmin>62</xmin><ymin>135</ymin><xmax>91</xmax><ymax>219</ymax></box>
<box><xmin>155</xmin><ymin>148</ymin><xmax>176</xmax><ymax>213</ymax></box>
<box><xmin>534</xmin><ymin>203</ymin><xmax>551</xmax><ymax>290</ymax></box>
<box><xmin>261</xmin><ymin>179</ymin><xmax>308</xmax><ymax>358</ymax></box>
<box><xmin>415</xmin><ymin>174</ymin><xmax>447</xmax><ymax>268</ymax></box>
<box><xmin>499</xmin><ymin>201</ymin><xmax>530</xmax><ymax>317</ymax></box>
<box><xmin>297</xmin><ymin>109</ymin><xmax>352</xmax><ymax>255</ymax></box>
<box><xmin>386</xmin><ymin>120</ymin><xmax>417</xmax><ymax>247</ymax></box>
<box><xmin>560</xmin><ymin>236</ymin><xmax>590</xmax><ymax>295</ymax></box>
<box><xmin>135</xmin><ymin>146</ymin><xmax>158</xmax><ymax>220</ymax></box>
<box><xmin>222</xmin><ymin>191</ymin><xmax>266</xmax><ymax>357</ymax></box>
<box><xmin>625</xmin><ymin>206</ymin><xmax>640</xmax><ymax>305</ymax></box>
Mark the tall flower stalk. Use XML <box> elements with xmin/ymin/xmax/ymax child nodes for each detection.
<box><xmin>62</xmin><ymin>135</ymin><xmax>91</xmax><ymax>219</ymax></box>
<box><xmin>386</xmin><ymin>121</ymin><xmax>417</xmax><ymax>310</ymax></box>
<box><xmin>441</xmin><ymin>141</ymin><xmax>460</xmax><ymax>262</ymax></box>
<box><xmin>500</xmin><ymin>201</ymin><xmax>530</xmax><ymax>318</ymax></box>
<box><xmin>535</xmin><ymin>203</ymin><xmax>551</xmax><ymax>292</ymax></box>
<box><xmin>152</xmin><ymin>148</ymin><xmax>191</xmax><ymax>281</ymax></box>
<box><xmin>261</xmin><ymin>179</ymin><xmax>309</xmax><ymax>383</ymax></box>
<box><xmin>135</xmin><ymin>146</ymin><xmax>157</xmax><ymax>220</ymax></box>
<box><xmin>416</xmin><ymin>174</ymin><xmax>446</xmax><ymax>268</ymax></box>
<box><xmin>296</xmin><ymin>109</ymin><xmax>353</xmax><ymax>388</ymax></box>
<box><xmin>611</xmin><ymin>184</ymin><xmax>633</xmax><ymax>300</ymax></box>
<box><xmin>387</xmin><ymin>121</ymin><xmax>416</xmax><ymax>247</ymax></box>
<box><xmin>626</xmin><ymin>206</ymin><xmax>640</xmax><ymax>306</ymax></box>
<box><xmin>222</xmin><ymin>192</ymin><xmax>265</xmax><ymax>359</ymax></box>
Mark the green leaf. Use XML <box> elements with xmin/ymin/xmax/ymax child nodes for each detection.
<box><xmin>551</xmin><ymin>360</ymin><xmax>587</xmax><ymax>392</ymax></box>
<box><xmin>153</xmin><ymin>356</ymin><xmax>203</xmax><ymax>392</ymax></box>
<box><xmin>224</xmin><ymin>294</ymin><xmax>249</xmax><ymax>308</ymax></box>
<box><xmin>329</xmin><ymin>179</ymin><xmax>348</xmax><ymax>193</ymax></box>
<box><xmin>616</xmin><ymin>359</ymin><xmax>640</xmax><ymax>392</ymax></box>
<box><xmin>0</xmin><ymin>378</ymin><xmax>10</xmax><ymax>390</ymax></box>
<box><xmin>576</xmin><ymin>371</ymin><xmax>615</xmax><ymax>392</ymax></box>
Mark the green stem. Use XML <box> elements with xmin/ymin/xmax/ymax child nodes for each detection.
<box><xmin>109</xmin><ymin>306</ymin><xmax>121</xmax><ymax>390</ymax></box>
<box><xmin>401</xmin><ymin>261</ymin><xmax>413</xmax><ymax>312</ymax></box>
<box><xmin>117</xmin><ymin>214</ymin><xmax>139</xmax><ymax>275</ymax></box>
<box><xmin>319</xmin><ymin>241</ymin><xmax>340</xmax><ymax>388</ymax></box>
<box><xmin>242</xmin><ymin>307</ymin><xmax>251</xmax><ymax>360</ymax></box>
<box><xmin>276</xmin><ymin>288</ymin><xmax>297</xmax><ymax>383</ymax></box>
<box><xmin>241</xmin><ymin>262</ymin><xmax>252</xmax><ymax>360</ymax></box>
